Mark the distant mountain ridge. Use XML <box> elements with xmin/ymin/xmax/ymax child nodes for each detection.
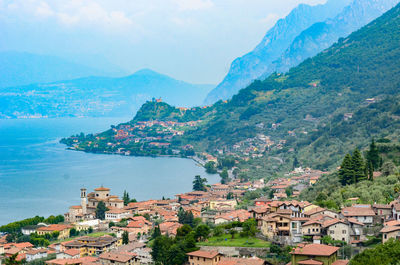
<box><xmin>204</xmin><ymin>0</ymin><xmax>399</xmax><ymax>104</ymax></box>
<box><xmin>72</xmin><ymin>1</ymin><xmax>400</xmax><ymax>177</ymax></box>
<box><xmin>0</xmin><ymin>69</ymin><xmax>213</xmax><ymax>119</ymax></box>
<box><xmin>0</xmin><ymin>51</ymin><xmax>126</xmax><ymax>88</ymax></box>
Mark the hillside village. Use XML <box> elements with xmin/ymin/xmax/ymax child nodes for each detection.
<box><xmin>3</xmin><ymin>165</ymin><xmax>400</xmax><ymax>265</ymax></box>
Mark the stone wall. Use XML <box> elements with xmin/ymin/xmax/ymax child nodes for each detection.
<box><xmin>199</xmin><ymin>246</ymin><xmax>269</xmax><ymax>257</ymax></box>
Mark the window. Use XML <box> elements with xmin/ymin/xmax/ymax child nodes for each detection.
<box><xmin>384</xmin><ymin>234</ymin><xmax>387</xmax><ymax>239</ymax></box>
<box><xmin>342</xmin><ymin>230</ymin><xmax>347</xmax><ymax>234</ymax></box>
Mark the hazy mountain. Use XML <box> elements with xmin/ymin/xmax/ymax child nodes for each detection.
<box><xmin>266</xmin><ymin>0</ymin><xmax>400</xmax><ymax>75</ymax></box>
<box><xmin>204</xmin><ymin>0</ymin><xmax>399</xmax><ymax>104</ymax></box>
<box><xmin>0</xmin><ymin>69</ymin><xmax>213</xmax><ymax>118</ymax></box>
<box><xmin>95</xmin><ymin>1</ymin><xmax>400</xmax><ymax>175</ymax></box>
<box><xmin>0</xmin><ymin>51</ymin><xmax>125</xmax><ymax>88</ymax></box>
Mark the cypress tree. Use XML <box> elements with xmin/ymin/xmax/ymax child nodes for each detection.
<box><xmin>368</xmin><ymin>161</ymin><xmax>374</xmax><ymax>181</ymax></box>
<box><xmin>367</xmin><ymin>139</ymin><xmax>380</xmax><ymax>170</ymax></box>
<box><xmin>339</xmin><ymin>154</ymin><xmax>353</xmax><ymax>186</ymax></box>
<box><xmin>352</xmin><ymin>149</ymin><xmax>366</xmax><ymax>183</ymax></box>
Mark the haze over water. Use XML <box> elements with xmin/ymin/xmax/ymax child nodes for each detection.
<box><xmin>0</xmin><ymin>118</ymin><xmax>218</xmax><ymax>225</ymax></box>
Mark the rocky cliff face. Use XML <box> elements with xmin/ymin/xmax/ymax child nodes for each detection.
<box><xmin>204</xmin><ymin>0</ymin><xmax>398</xmax><ymax>105</ymax></box>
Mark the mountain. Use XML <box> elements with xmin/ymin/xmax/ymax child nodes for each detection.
<box><xmin>0</xmin><ymin>51</ymin><xmax>125</xmax><ymax>88</ymax></box>
<box><xmin>0</xmin><ymin>69</ymin><xmax>214</xmax><ymax>118</ymax></box>
<box><xmin>204</xmin><ymin>0</ymin><xmax>399</xmax><ymax>105</ymax></box>
<box><xmin>64</xmin><ymin>2</ymin><xmax>400</xmax><ymax>178</ymax></box>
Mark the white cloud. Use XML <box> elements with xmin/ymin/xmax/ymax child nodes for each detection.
<box><xmin>259</xmin><ymin>13</ymin><xmax>280</xmax><ymax>26</ymax></box>
<box><xmin>35</xmin><ymin>1</ymin><xmax>54</xmax><ymax>18</ymax></box>
<box><xmin>173</xmin><ymin>0</ymin><xmax>214</xmax><ymax>11</ymax></box>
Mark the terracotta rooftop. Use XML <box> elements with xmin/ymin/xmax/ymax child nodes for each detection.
<box><xmin>298</xmin><ymin>259</ymin><xmax>323</xmax><ymax>265</ymax></box>
<box><xmin>37</xmin><ymin>224</ymin><xmax>72</xmax><ymax>232</ymax></box>
<box><xmin>99</xmin><ymin>252</ymin><xmax>137</xmax><ymax>262</ymax></box>
<box><xmin>186</xmin><ymin>250</ymin><xmax>220</xmax><ymax>259</ymax></box>
<box><xmin>218</xmin><ymin>257</ymin><xmax>265</xmax><ymax>265</ymax></box>
<box><xmin>94</xmin><ymin>187</ymin><xmax>110</xmax><ymax>191</ymax></box>
<box><xmin>63</xmin><ymin>248</ymin><xmax>80</xmax><ymax>256</ymax></box>
<box><xmin>380</xmin><ymin>225</ymin><xmax>400</xmax><ymax>233</ymax></box>
<box><xmin>291</xmin><ymin>244</ymin><xmax>339</xmax><ymax>256</ymax></box>
<box><xmin>342</xmin><ymin>206</ymin><xmax>376</xmax><ymax>217</ymax></box>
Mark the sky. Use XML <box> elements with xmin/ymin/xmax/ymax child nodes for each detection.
<box><xmin>0</xmin><ymin>0</ymin><xmax>327</xmax><ymax>84</ymax></box>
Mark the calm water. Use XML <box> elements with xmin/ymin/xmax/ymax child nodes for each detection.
<box><xmin>0</xmin><ymin>118</ymin><xmax>218</xmax><ymax>225</ymax></box>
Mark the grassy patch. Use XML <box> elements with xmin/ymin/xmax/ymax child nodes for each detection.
<box><xmin>198</xmin><ymin>235</ymin><xmax>271</xmax><ymax>248</ymax></box>
<box><xmin>53</xmin><ymin>232</ymin><xmax>112</xmax><ymax>244</ymax></box>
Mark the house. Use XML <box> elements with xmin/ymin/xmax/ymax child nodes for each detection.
<box><xmin>289</xmin><ymin>244</ymin><xmax>348</xmax><ymax>265</ymax></box>
<box><xmin>186</xmin><ymin>250</ymin><xmax>222</xmax><ymax>265</ymax></box>
<box><xmin>372</xmin><ymin>204</ymin><xmax>392</xmax><ymax>221</ymax></box>
<box><xmin>46</xmin><ymin>256</ymin><xmax>99</xmax><ymax>265</ymax></box>
<box><xmin>261</xmin><ymin>213</ymin><xmax>292</xmax><ymax>239</ymax></box>
<box><xmin>254</xmin><ymin>197</ymin><xmax>271</xmax><ymax>206</ymax></box>
<box><xmin>302</xmin><ymin>220</ymin><xmax>323</xmax><ymax>238</ymax></box>
<box><xmin>105</xmin><ymin>208</ymin><xmax>132</xmax><ymax>221</ymax></box>
<box><xmin>209</xmin><ymin>200</ymin><xmax>237</xmax><ymax>211</ymax></box>
<box><xmin>341</xmin><ymin>205</ymin><xmax>376</xmax><ymax>226</ymax></box>
<box><xmin>391</xmin><ymin>203</ymin><xmax>400</xmax><ymax>221</ymax></box>
<box><xmin>380</xmin><ymin>223</ymin><xmax>400</xmax><ymax>243</ymax></box>
<box><xmin>21</xmin><ymin>224</ymin><xmax>47</xmax><ymax>235</ymax></box>
<box><xmin>36</xmin><ymin>224</ymin><xmax>72</xmax><ymax>240</ymax></box>
<box><xmin>125</xmin><ymin>217</ymin><xmax>152</xmax><ymax>235</ymax></box>
<box><xmin>99</xmin><ymin>251</ymin><xmax>139</xmax><ymax>265</ymax></box>
<box><xmin>218</xmin><ymin>257</ymin><xmax>265</xmax><ymax>265</ymax></box>
<box><xmin>214</xmin><ymin>210</ymin><xmax>251</xmax><ymax>225</ymax></box>
<box><xmin>56</xmin><ymin>249</ymin><xmax>81</xmax><ymax>259</ymax></box>
<box><xmin>63</xmin><ymin>236</ymin><xmax>121</xmax><ymax>256</ymax></box>
<box><xmin>323</xmin><ymin>219</ymin><xmax>350</xmax><ymax>243</ymax></box>
<box><xmin>159</xmin><ymin>222</ymin><xmax>182</xmax><ymax>236</ymax></box>
<box><xmin>25</xmin><ymin>249</ymin><xmax>48</xmax><ymax>262</ymax></box>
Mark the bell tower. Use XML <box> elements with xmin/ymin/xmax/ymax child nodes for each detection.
<box><xmin>81</xmin><ymin>188</ymin><xmax>87</xmax><ymax>215</ymax></box>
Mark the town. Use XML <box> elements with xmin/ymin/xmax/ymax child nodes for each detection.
<box><xmin>2</xmin><ymin>165</ymin><xmax>400</xmax><ymax>265</ymax></box>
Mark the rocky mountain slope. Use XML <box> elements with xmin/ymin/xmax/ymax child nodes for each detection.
<box><xmin>205</xmin><ymin>0</ymin><xmax>399</xmax><ymax>105</ymax></box>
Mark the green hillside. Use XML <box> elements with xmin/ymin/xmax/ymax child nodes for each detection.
<box><xmin>63</xmin><ymin>3</ymin><xmax>400</xmax><ymax>178</ymax></box>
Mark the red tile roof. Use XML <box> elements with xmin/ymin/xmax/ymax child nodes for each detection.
<box><xmin>37</xmin><ymin>224</ymin><xmax>71</xmax><ymax>232</ymax></box>
<box><xmin>342</xmin><ymin>206</ymin><xmax>375</xmax><ymax>217</ymax></box>
<box><xmin>291</xmin><ymin>244</ymin><xmax>339</xmax><ymax>256</ymax></box>
<box><xmin>186</xmin><ymin>250</ymin><xmax>220</xmax><ymax>259</ymax></box>
<box><xmin>63</xmin><ymin>249</ymin><xmax>80</xmax><ymax>257</ymax></box>
<box><xmin>298</xmin><ymin>260</ymin><xmax>323</xmax><ymax>265</ymax></box>
<box><xmin>99</xmin><ymin>252</ymin><xmax>136</xmax><ymax>262</ymax></box>
<box><xmin>94</xmin><ymin>187</ymin><xmax>110</xmax><ymax>191</ymax></box>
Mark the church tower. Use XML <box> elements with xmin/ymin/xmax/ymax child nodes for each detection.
<box><xmin>81</xmin><ymin>188</ymin><xmax>87</xmax><ymax>215</ymax></box>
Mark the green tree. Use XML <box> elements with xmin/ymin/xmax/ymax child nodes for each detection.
<box><xmin>176</xmin><ymin>224</ymin><xmax>192</xmax><ymax>238</ymax></box>
<box><xmin>69</xmin><ymin>228</ymin><xmax>77</xmax><ymax>237</ymax></box>
<box><xmin>366</xmin><ymin>138</ymin><xmax>380</xmax><ymax>170</ymax></box>
<box><xmin>285</xmin><ymin>186</ymin><xmax>293</xmax><ymax>197</ymax></box>
<box><xmin>229</xmin><ymin>229</ymin><xmax>237</xmax><ymax>239</ymax></box>
<box><xmin>220</xmin><ymin>169</ymin><xmax>229</xmax><ymax>184</ymax></box>
<box><xmin>122</xmin><ymin>231</ymin><xmax>129</xmax><ymax>244</ymax></box>
<box><xmin>152</xmin><ymin>225</ymin><xmax>161</xmax><ymax>239</ymax></box>
<box><xmin>194</xmin><ymin>224</ymin><xmax>210</xmax><ymax>242</ymax></box>
<box><xmin>204</xmin><ymin>161</ymin><xmax>217</xmax><ymax>174</ymax></box>
<box><xmin>123</xmin><ymin>191</ymin><xmax>130</xmax><ymax>206</ymax></box>
<box><xmin>339</xmin><ymin>154</ymin><xmax>354</xmax><ymax>185</ymax></box>
<box><xmin>4</xmin><ymin>253</ymin><xmax>23</xmax><ymax>265</ymax></box>
<box><xmin>192</xmin><ymin>175</ymin><xmax>207</xmax><ymax>191</ymax></box>
<box><xmin>352</xmin><ymin>149</ymin><xmax>366</xmax><ymax>183</ymax></box>
<box><xmin>367</xmin><ymin>161</ymin><xmax>374</xmax><ymax>181</ymax></box>
<box><xmin>95</xmin><ymin>201</ymin><xmax>108</xmax><ymax>220</ymax></box>
<box><xmin>226</xmin><ymin>192</ymin><xmax>234</xmax><ymax>199</ymax></box>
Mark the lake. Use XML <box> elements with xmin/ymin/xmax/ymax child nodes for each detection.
<box><xmin>0</xmin><ymin>118</ymin><xmax>218</xmax><ymax>225</ymax></box>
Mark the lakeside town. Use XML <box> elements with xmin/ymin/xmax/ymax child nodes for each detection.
<box><xmin>2</xmin><ymin>165</ymin><xmax>400</xmax><ymax>265</ymax></box>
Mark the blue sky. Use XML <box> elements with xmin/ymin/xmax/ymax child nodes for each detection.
<box><xmin>0</xmin><ymin>0</ymin><xmax>326</xmax><ymax>84</ymax></box>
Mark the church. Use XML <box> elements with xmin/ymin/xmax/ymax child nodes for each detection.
<box><xmin>65</xmin><ymin>187</ymin><xmax>124</xmax><ymax>223</ymax></box>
